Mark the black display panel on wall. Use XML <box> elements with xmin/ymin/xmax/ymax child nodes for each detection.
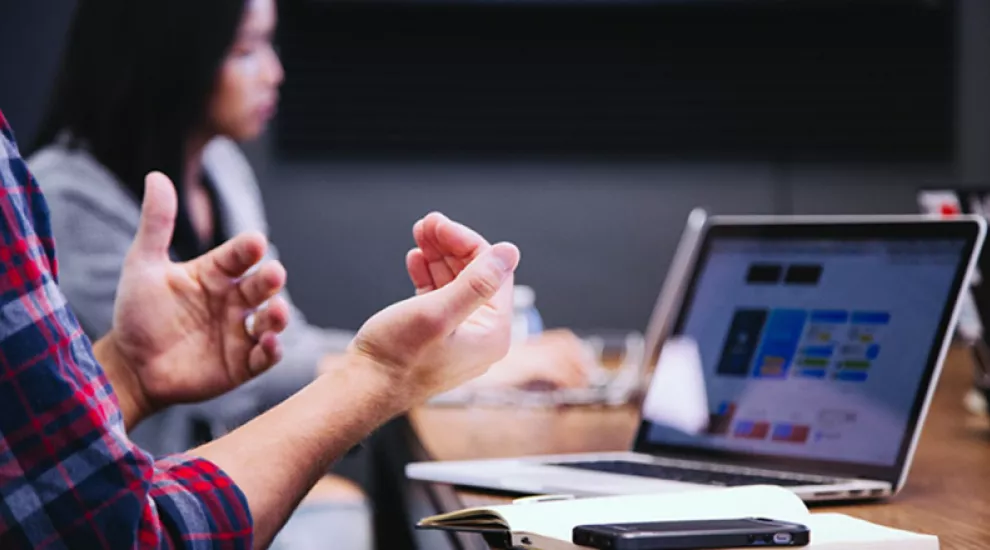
<box><xmin>274</xmin><ymin>0</ymin><xmax>953</xmax><ymax>161</ymax></box>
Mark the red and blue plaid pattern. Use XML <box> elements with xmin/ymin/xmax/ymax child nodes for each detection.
<box><xmin>0</xmin><ymin>110</ymin><xmax>253</xmax><ymax>549</ymax></box>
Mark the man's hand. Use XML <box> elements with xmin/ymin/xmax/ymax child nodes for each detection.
<box><xmin>193</xmin><ymin>212</ymin><xmax>518</xmax><ymax>547</ymax></box>
<box><xmin>407</xmin><ymin>213</ymin><xmax>591</xmax><ymax>391</ymax></box>
<box><xmin>98</xmin><ymin>172</ymin><xmax>291</xmax><ymax>428</ymax></box>
<box><xmin>346</xmin><ymin>212</ymin><xmax>520</xmax><ymax>403</ymax></box>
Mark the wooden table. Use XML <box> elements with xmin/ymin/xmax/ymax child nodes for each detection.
<box><xmin>409</xmin><ymin>347</ymin><xmax>990</xmax><ymax>550</ymax></box>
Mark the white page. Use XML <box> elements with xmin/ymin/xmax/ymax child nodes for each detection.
<box><xmin>491</xmin><ymin>485</ymin><xmax>809</xmax><ymax>542</ymax></box>
<box><xmin>510</xmin><ymin>516</ymin><xmax>938</xmax><ymax>550</ymax></box>
<box><xmin>803</xmin><ymin>514</ymin><xmax>938</xmax><ymax>549</ymax></box>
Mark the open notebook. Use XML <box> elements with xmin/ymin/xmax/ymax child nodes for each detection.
<box><xmin>417</xmin><ymin>486</ymin><xmax>937</xmax><ymax>549</ymax></box>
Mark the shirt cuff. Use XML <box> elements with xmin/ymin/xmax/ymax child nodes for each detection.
<box><xmin>150</xmin><ymin>454</ymin><xmax>254</xmax><ymax>548</ymax></box>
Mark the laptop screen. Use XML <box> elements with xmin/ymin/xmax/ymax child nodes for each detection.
<box><xmin>638</xmin><ymin>222</ymin><xmax>979</xmax><ymax>481</ymax></box>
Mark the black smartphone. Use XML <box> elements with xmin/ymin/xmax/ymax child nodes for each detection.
<box><xmin>572</xmin><ymin>517</ymin><xmax>810</xmax><ymax>550</ymax></box>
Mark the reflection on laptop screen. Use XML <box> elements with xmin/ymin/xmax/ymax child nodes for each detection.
<box><xmin>646</xmin><ymin>237</ymin><xmax>966</xmax><ymax>467</ymax></box>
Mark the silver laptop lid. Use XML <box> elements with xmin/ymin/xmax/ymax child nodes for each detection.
<box><xmin>641</xmin><ymin>207</ymin><xmax>709</xmax><ymax>358</ymax></box>
<box><xmin>633</xmin><ymin>215</ymin><xmax>986</xmax><ymax>487</ymax></box>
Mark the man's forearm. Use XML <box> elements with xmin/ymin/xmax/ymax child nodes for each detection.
<box><xmin>93</xmin><ymin>333</ymin><xmax>151</xmax><ymax>430</ymax></box>
<box><xmin>191</xmin><ymin>353</ymin><xmax>406</xmax><ymax>550</ymax></box>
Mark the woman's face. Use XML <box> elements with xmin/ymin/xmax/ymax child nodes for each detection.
<box><xmin>208</xmin><ymin>0</ymin><xmax>284</xmax><ymax>141</ymax></box>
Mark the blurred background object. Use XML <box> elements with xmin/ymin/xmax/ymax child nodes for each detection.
<box><xmin>917</xmin><ymin>187</ymin><xmax>990</xmax><ymax>418</ymax></box>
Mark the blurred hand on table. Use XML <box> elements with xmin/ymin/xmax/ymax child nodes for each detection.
<box><xmin>465</xmin><ymin>329</ymin><xmax>595</xmax><ymax>390</ymax></box>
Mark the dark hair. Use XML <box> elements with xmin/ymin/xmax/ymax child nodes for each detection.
<box><xmin>33</xmin><ymin>0</ymin><xmax>249</xmax><ymax>260</ymax></box>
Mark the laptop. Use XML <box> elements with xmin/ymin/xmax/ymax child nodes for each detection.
<box><xmin>406</xmin><ymin>214</ymin><xmax>986</xmax><ymax>502</ymax></box>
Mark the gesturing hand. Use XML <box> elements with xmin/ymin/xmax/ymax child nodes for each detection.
<box><xmin>409</xmin><ymin>214</ymin><xmax>593</xmax><ymax>392</ymax></box>
<box><xmin>101</xmin><ymin>172</ymin><xmax>291</xmax><ymax>426</ymax></box>
<box><xmin>347</xmin><ymin>213</ymin><xmax>520</xmax><ymax>402</ymax></box>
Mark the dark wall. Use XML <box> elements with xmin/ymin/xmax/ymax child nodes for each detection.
<box><xmin>0</xmin><ymin>0</ymin><xmax>75</xmax><ymax>147</ymax></box>
<box><xmin>0</xmin><ymin>0</ymin><xmax>979</xmax><ymax>333</ymax></box>
<box><xmin>957</xmin><ymin>0</ymin><xmax>990</xmax><ymax>183</ymax></box>
<box><xmin>261</xmin><ymin>160</ymin><xmax>950</xmax><ymax>333</ymax></box>
<box><xmin>262</xmin><ymin>0</ymin><xmax>960</xmax><ymax>332</ymax></box>
<box><xmin>276</xmin><ymin>0</ymin><xmax>953</xmax><ymax>162</ymax></box>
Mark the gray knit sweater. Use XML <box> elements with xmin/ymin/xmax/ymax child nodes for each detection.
<box><xmin>28</xmin><ymin>136</ymin><xmax>353</xmax><ymax>456</ymax></box>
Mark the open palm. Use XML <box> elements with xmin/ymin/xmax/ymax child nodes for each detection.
<box><xmin>109</xmin><ymin>172</ymin><xmax>290</xmax><ymax>411</ymax></box>
<box><xmin>348</xmin><ymin>212</ymin><xmax>519</xmax><ymax>400</ymax></box>
<box><xmin>407</xmin><ymin>213</ymin><xmax>593</xmax><ymax>391</ymax></box>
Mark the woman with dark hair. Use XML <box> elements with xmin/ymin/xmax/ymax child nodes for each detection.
<box><xmin>30</xmin><ymin>0</ymin><xmax>591</xmax><ymax>546</ymax></box>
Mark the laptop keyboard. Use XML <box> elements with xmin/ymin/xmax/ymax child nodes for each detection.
<box><xmin>549</xmin><ymin>460</ymin><xmax>826</xmax><ymax>487</ymax></box>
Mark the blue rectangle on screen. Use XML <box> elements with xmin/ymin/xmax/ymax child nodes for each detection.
<box><xmin>836</xmin><ymin>371</ymin><xmax>869</xmax><ymax>382</ymax></box>
<box><xmin>810</xmin><ymin>310</ymin><xmax>848</xmax><ymax>323</ymax></box>
<box><xmin>801</xmin><ymin>346</ymin><xmax>834</xmax><ymax>359</ymax></box>
<box><xmin>772</xmin><ymin>424</ymin><xmax>792</xmax><ymax>439</ymax></box>
<box><xmin>851</xmin><ymin>311</ymin><xmax>890</xmax><ymax>325</ymax></box>
<box><xmin>734</xmin><ymin>421</ymin><xmax>753</xmax><ymax>434</ymax></box>
<box><xmin>797</xmin><ymin>369</ymin><xmax>827</xmax><ymax>379</ymax></box>
<box><xmin>716</xmin><ymin>309</ymin><xmax>768</xmax><ymax>377</ymax></box>
<box><xmin>866</xmin><ymin>344</ymin><xmax>880</xmax><ymax>360</ymax></box>
<box><xmin>751</xmin><ymin>309</ymin><xmax>807</xmax><ymax>378</ymax></box>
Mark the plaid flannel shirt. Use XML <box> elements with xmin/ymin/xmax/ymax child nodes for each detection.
<box><xmin>0</xmin><ymin>110</ymin><xmax>253</xmax><ymax>549</ymax></box>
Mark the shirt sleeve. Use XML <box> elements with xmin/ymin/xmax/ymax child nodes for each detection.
<box><xmin>0</xmin><ymin>111</ymin><xmax>254</xmax><ymax>549</ymax></box>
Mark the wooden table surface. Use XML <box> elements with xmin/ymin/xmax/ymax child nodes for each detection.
<box><xmin>410</xmin><ymin>347</ymin><xmax>990</xmax><ymax>550</ymax></box>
